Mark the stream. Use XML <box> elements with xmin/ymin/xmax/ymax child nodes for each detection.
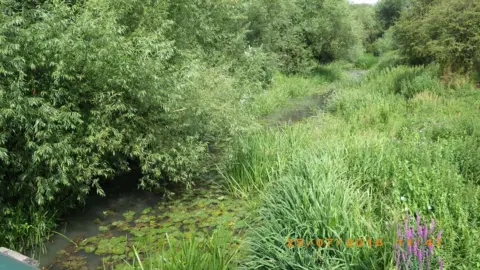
<box><xmin>38</xmin><ymin>69</ymin><xmax>366</xmax><ymax>269</ymax></box>
<box><xmin>38</xmin><ymin>168</ymin><xmax>249</xmax><ymax>270</ymax></box>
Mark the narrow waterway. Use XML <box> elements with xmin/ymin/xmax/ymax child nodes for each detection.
<box><xmin>38</xmin><ymin>69</ymin><xmax>367</xmax><ymax>269</ymax></box>
<box><xmin>38</xmin><ymin>168</ymin><xmax>249</xmax><ymax>270</ymax></box>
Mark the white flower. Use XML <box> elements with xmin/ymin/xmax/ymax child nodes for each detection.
<box><xmin>400</xmin><ymin>196</ymin><xmax>406</xmax><ymax>201</ymax></box>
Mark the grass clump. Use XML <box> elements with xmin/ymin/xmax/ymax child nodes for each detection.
<box><xmin>240</xmin><ymin>146</ymin><xmax>388</xmax><ymax>269</ymax></box>
<box><xmin>354</xmin><ymin>53</ymin><xmax>378</xmax><ymax>69</ymax></box>
<box><xmin>118</xmin><ymin>228</ymin><xmax>240</xmax><ymax>270</ymax></box>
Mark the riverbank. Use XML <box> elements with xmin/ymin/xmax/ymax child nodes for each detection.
<box><xmin>38</xmin><ymin>60</ymin><xmax>480</xmax><ymax>269</ymax></box>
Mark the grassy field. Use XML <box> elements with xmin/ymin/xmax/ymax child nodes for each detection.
<box><xmin>121</xmin><ymin>58</ymin><xmax>480</xmax><ymax>269</ymax></box>
<box><xmin>225</xmin><ymin>61</ymin><xmax>480</xmax><ymax>269</ymax></box>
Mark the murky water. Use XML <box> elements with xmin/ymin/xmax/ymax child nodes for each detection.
<box><xmin>38</xmin><ymin>169</ymin><xmax>249</xmax><ymax>270</ymax></box>
<box><xmin>260</xmin><ymin>89</ymin><xmax>335</xmax><ymax>126</ymax></box>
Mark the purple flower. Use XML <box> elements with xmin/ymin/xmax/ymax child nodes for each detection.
<box><xmin>423</xmin><ymin>225</ymin><xmax>428</xmax><ymax>241</ymax></box>
<box><xmin>437</xmin><ymin>230</ymin><xmax>443</xmax><ymax>242</ymax></box>
<box><xmin>407</xmin><ymin>228</ymin><xmax>413</xmax><ymax>253</ymax></box>
<box><xmin>414</xmin><ymin>238</ymin><xmax>419</xmax><ymax>256</ymax></box>
<box><xmin>395</xmin><ymin>250</ymin><xmax>401</xmax><ymax>270</ymax></box>
<box><xmin>419</xmin><ymin>249</ymin><xmax>424</xmax><ymax>262</ymax></box>
<box><xmin>439</xmin><ymin>258</ymin><xmax>444</xmax><ymax>270</ymax></box>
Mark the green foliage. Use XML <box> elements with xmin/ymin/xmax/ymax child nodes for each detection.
<box><xmin>375</xmin><ymin>0</ymin><xmax>410</xmax><ymax>29</ymax></box>
<box><xmin>395</xmin><ymin>0</ymin><xmax>480</xmax><ymax>74</ymax></box>
<box><xmin>370</xmin><ymin>50</ymin><xmax>404</xmax><ymax>73</ymax></box>
<box><xmin>241</xmin><ymin>151</ymin><xmax>387</xmax><ymax>269</ymax></box>
<box><xmin>0</xmin><ymin>0</ymin><xmax>270</xmax><ymax>252</ymax></box>
<box><xmin>391</xmin><ymin>66</ymin><xmax>443</xmax><ymax>99</ymax></box>
<box><xmin>374</xmin><ymin>27</ymin><xmax>395</xmax><ymax>55</ymax></box>
<box><xmin>246</xmin><ymin>0</ymin><xmax>362</xmax><ymax>73</ymax></box>
<box><xmin>354</xmin><ymin>53</ymin><xmax>379</xmax><ymax>69</ymax></box>
<box><xmin>351</xmin><ymin>4</ymin><xmax>383</xmax><ymax>53</ymax></box>
<box><xmin>226</xmin><ymin>66</ymin><xmax>480</xmax><ymax>268</ymax></box>
<box><xmin>118</xmin><ymin>228</ymin><xmax>240</xmax><ymax>270</ymax></box>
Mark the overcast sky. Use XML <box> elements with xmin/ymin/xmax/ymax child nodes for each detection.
<box><xmin>350</xmin><ymin>0</ymin><xmax>378</xmax><ymax>4</ymax></box>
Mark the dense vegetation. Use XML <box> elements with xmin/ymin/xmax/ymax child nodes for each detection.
<box><xmin>1</xmin><ymin>0</ymin><xmax>479</xmax><ymax>269</ymax></box>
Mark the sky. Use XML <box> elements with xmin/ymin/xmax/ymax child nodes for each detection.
<box><xmin>350</xmin><ymin>0</ymin><xmax>379</xmax><ymax>4</ymax></box>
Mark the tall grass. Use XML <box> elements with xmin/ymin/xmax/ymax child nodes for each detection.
<box><xmin>354</xmin><ymin>53</ymin><xmax>378</xmax><ymax>69</ymax></box>
<box><xmin>247</xmin><ymin>62</ymin><xmax>346</xmax><ymax>117</ymax></box>
<box><xmin>223</xmin><ymin>124</ymin><xmax>317</xmax><ymax>198</ymax></box>
<box><xmin>240</xmin><ymin>144</ymin><xmax>389</xmax><ymax>269</ymax></box>
<box><xmin>117</xmin><ymin>227</ymin><xmax>240</xmax><ymax>270</ymax></box>
<box><xmin>225</xmin><ymin>63</ymin><xmax>480</xmax><ymax>269</ymax></box>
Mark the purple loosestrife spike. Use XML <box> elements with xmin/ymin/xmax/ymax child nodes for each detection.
<box><xmin>419</xmin><ymin>248</ymin><xmax>424</xmax><ymax>262</ymax></box>
<box><xmin>395</xmin><ymin>250</ymin><xmax>401</xmax><ymax>270</ymax></box>
<box><xmin>414</xmin><ymin>238</ymin><xmax>418</xmax><ymax>257</ymax></box>
<box><xmin>439</xmin><ymin>258</ymin><xmax>444</xmax><ymax>270</ymax></box>
<box><xmin>423</xmin><ymin>225</ymin><xmax>428</xmax><ymax>241</ymax></box>
<box><xmin>407</xmin><ymin>228</ymin><xmax>413</xmax><ymax>253</ymax></box>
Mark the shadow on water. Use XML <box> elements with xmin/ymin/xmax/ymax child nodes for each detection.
<box><xmin>38</xmin><ymin>165</ymin><xmax>166</xmax><ymax>269</ymax></box>
<box><xmin>38</xmin><ymin>164</ymin><xmax>249</xmax><ymax>270</ymax></box>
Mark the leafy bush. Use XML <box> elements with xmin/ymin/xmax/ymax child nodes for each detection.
<box><xmin>395</xmin><ymin>0</ymin><xmax>480</xmax><ymax>74</ymax></box>
<box><xmin>391</xmin><ymin>66</ymin><xmax>443</xmax><ymax>99</ymax></box>
<box><xmin>351</xmin><ymin>4</ymin><xmax>383</xmax><ymax>53</ymax></box>
<box><xmin>0</xmin><ymin>0</ymin><xmax>271</xmax><ymax>252</ymax></box>
<box><xmin>246</xmin><ymin>0</ymin><xmax>362</xmax><ymax>73</ymax></box>
<box><xmin>374</xmin><ymin>27</ymin><xmax>395</xmax><ymax>55</ymax></box>
<box><xmin>370</xmin><ymin>51</ymin><xmax>404</xmax><ymax>73</ymax></box>
<box><xmin>375</xmin><ymin>0</ymin><xmax>410</xmax><ymax>30</ymax></box>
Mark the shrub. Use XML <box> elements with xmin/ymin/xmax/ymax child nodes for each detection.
<box><xmin>370</xmin><ymin>51</ymin><xmax>404</xmax><ymax>73</ymax></box>
<box><xmin>395</xmin><ymin>0</ymin><xmax>480</xmax><ymax>74</ymax></box>
<box><xmin>375</xmin><ymin>0</ymin><xmax>410</xmax><ymax>30</ymax></box>
<box><xmin>391</xmin><ymin>66</ymin><xmax>443</xmax><ymax>99</ymax></box>
<box><xmin>246</xmin><ymin>0</ymin><xmax>362</xmax><ymax>73</ymax></box>
<box><xmin>0</xmin><ymin>0</ymin><xmax>272</xmax><ymax>252</ymax></box>
<box><xmin>351</xmin><ymin>3</ymin><xmax>383</xmax><ymax>53</ymax></box>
